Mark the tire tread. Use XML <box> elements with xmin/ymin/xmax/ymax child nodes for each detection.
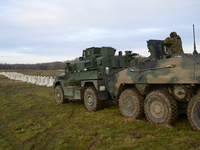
<box><xmin>144</xmin><ymin>90</ymin><xmax>178</xmax><ymax>125</ymax></box>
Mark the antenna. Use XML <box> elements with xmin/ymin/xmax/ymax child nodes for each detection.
<box><xmin>193</xmin><ymin>24</ymin><xmax>198</xmax><ymax>55</ymax></box>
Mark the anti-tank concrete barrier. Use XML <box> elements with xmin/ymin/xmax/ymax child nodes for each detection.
<box><xmin>31</xmin><ymin>76</ymin><xmax>38</xmax><ymax>84</ymax></box>
<box><xmin>10</xmin><ymin>73</ymin><xmax>16</xmax><ymax>80</ymax></box>
<box><xmin>42</xmin><ymin>76</ymin><xmax>49</xmax><ymax>86</ymax></box>
<box><xmin>15</xmin><ymin>74</ymin><xmax>21</xmax><ymax>80</ymax></box>
<box><xmin>47</xmin><ymin>76</ymin><xmax>54</xmax><ymax>87</ymax></box>
<box><xmin>20</xmin><ymin>75</ymin><xmax>24</xmax><ymax>81</ymax></box>
<box><xmin>27</xmin><ymin>76</ymin><xmax>33</xmax><ymax>83</ymax></box>
<box><xmin>22</xmin><ymin>75</ymin><xmax>28</xmax><ymax>82</ymax></box>
<box><xmin>1</xmin><ymin>72</ymin><xmax>54</xmax><ymax>88</ymax></box>
<box><xmin>0</xmin><ymin>72</ymin><xmax>5</xmax><ymax>76</ymax></box>
<box><xmin>39</xmin><ymin>76</ymin><xmax>45</xmax><ymax>86</ymax></box>
<box><xmin>6</xmin><ymin>72</ymin><xmax>11</xmax><ymax>78</ymax></box>
<box><xmin>36</xmin><ymin>76</ymin><xmax>41</xmax><ymax>85</ymax></box>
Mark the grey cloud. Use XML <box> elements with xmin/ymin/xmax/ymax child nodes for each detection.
<box><xmin>0</xmin><ymin>0</ymin><xmax>200</xmax><ymax>63</ymax></box>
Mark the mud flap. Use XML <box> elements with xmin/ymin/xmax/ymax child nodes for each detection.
<box><xmin>98</xmin><ymin>91</ymin><xmax>109</xmax><ymax>100</ymax></box>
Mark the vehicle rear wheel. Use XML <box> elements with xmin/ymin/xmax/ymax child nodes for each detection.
<box><xmin>84</xmin><ymin>87</ymin><xmax>102</xmax><ymax>111</ymax></box>
<box><xmin>55</xmin><ymin>85</ymin><xmax>68</xmax><ymax>104</ymax></box>
<box><xmin>187</xmin><ymin>94</ymin><xmax>200</xmax><ymax>133</ymax></box>
<box><xmin>119</xmin><ymin>89</ymin><xmax>144</xmax><ymax>119</ymax></box>
<box><xmin>144</xmin><ymin>90</ymin><xmax>178</xmax><ymax>125</ymax></box>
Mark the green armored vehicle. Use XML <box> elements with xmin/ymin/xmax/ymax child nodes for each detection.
<box><xmin>53</xmin><ymin>47</ymin><xmax>137</xmax><ymax>111</ymax></box>
<box><xmin>105</xmin><ymin>39</ymin><xmax>200</xmax><ymax>133</ymax></box>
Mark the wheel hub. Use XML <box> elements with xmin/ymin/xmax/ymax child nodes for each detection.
<box><xmin>57</xmin><ymin>93</ymin><xmax>60</xmax><ymax>98</ymax></box>
<box><xmin>57</xmin><ymin>91</ymin><xmax>61</xmax><ymax>100</ymax></box>
<box><xmin>87</xmin><ymin>95</ymin><xmax>94</xmax><ymax>106</ymax></box>
<box><xmin>150</xmin><ymin>100</ymin><xmax>164</xmax><ymax>118</ymax></box>
<box><xmin>124</xmin><ymin>96</ymin><xmax>134</xmax><ymax>112</ymax></box>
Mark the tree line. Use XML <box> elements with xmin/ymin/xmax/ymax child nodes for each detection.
<box><xmin>0</xmin><ymin>58</ymin><xmax>79</xmax><ymax>70</ymax></box>
<box><xmin>0</xmin><ymin>55</ymin><xmax>148</xmax><ymax>70</ymax></box>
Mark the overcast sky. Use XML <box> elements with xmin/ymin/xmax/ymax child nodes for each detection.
<box><xmin>0</xmin><ymin>0</ymin><xmax>199</xmax><ymax>64</ymax></box>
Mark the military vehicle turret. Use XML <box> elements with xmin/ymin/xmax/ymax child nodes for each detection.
<box><xmin>53</xmin><ymin>47</ymin><xmax>137</xmax><ymax>111</ymax></box>
<box><xmin>105</xmin><ymin>38</ymin><xmax>200</xmax><ymax>133</ymax></box>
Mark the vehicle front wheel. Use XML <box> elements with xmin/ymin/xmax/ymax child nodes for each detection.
<box><xmin>119</xmin><ymin>88</ymin><xmax>144</xmax><ymax>119</ymax></box>
<box><xmin>84</xmin><ymin>87</ymin><xmax>102</xmax><ymax>111</ymax></box>
<box><xmin>187</xmin><ymin>94</ymin><xmax>200</xmax><ymax>133</ymax></box>
<box><xmin>55</xmin><ymin>85</ymin><xmax>68</xmax><ymax>104</ymax></box>
<box><xmin>144</xmin><ymin>90</ymin><xmax>178</xmax><ymax>125</ymax></box>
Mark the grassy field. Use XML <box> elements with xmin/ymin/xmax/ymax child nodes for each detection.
<box><xmin>0</xmin><ymin>70</ymin><xmax>200</xmax><ymax>150</ymax></box>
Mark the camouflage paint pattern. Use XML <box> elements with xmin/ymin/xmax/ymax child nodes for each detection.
<box><xmin>105</xmin><ymin>53</ymin><xmax>200</xmax><ymax>97</ymax></box>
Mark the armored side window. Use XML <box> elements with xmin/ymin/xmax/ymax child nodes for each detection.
<box><xmin>69</xmin><ymin>66</ymin><xmax>73</xmax><ymax>71</ymax></box>
<box><xmin>112</xmin><ymin>59</ymin><xmax>118</xmax><ymax>68</ymax></box>
<box><xmin>84</xmin><ymin>62</ymin><xmax>92</xmax><ymax>68</ymax></box>
<box><xmin>120</xmin><ymin>60</ymin><xmax>125</xmax><ymax>67</ymax></box>
<box><xmin>94</xmin><ymin>49</ymin><xmax>100</xmax><ymax>54</ymax></box>
<box><xmin>87</xmin><ymin>50</ymin><xmax>91</xmax><ymax>56</ymax></box>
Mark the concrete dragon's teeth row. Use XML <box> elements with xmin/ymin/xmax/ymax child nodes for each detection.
<box><xmin>0</xmin><ymin>72</ymin><xmax>55</xmax><ymax>87</ymax></box>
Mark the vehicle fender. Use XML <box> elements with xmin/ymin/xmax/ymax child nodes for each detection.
<box><xmin>81</xmin><ymin>80</ymin><xmax>98</xmax><ymax>90</ymax></box>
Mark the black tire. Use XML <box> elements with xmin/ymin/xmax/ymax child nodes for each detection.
<box><xmin>84</xmin><ymin>87</ymin><xmax>102</xmax><ymax>111</ymax></box>
<box><xmin>187</xmin><ymin>94</ymin><xmax>200</xmax><ymax>133</ymax></box>
<box><xmin>144</xmin><ymin>90</ymin><xmax>178</xmax><ymax>125</ymax></box>
<box><xmin>119</xmin><ymin>89</ymin><xmax>144</xmax><ymax>119</ymax></box>
<box><xmin>55</xmin><ymin>85</ymin><xmax>68</xmax><ymax>104</ymax></box>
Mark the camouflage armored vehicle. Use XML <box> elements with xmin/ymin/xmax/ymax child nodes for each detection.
<box><xmin>105</xmin><ymin>39</ymin><xmax>200</xmax><ymax>133</ymax></box>
<box><xmin>53</xmin><ymin>47</ymin><xmax>137</xmax><ymax>111</ymax></box>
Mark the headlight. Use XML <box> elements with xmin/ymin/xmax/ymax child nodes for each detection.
<box><xmin>99</xmin><ymin>86</ymin><xmax>105</xmax><ymax>91</ymax></box>
<box><xmin>105</xmin><ymin>67</ymin><xmax>109</xmax><ymax>75</ymax></box>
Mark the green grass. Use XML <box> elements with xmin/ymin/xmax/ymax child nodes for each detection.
<box><xmin>0</xmin><ymin>71</ymin><xmax>200</xmax><ymax>150</ymax></box>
